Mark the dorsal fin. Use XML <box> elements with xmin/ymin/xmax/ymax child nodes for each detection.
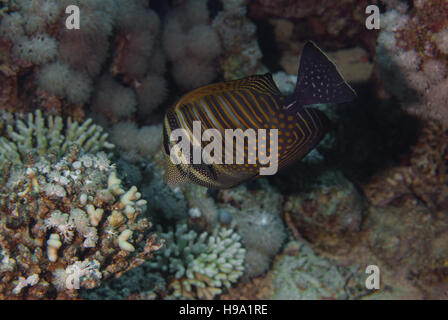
<box><xmin>177</xmin><ymin>73</ymin><xmax>282</xmax><ymax>105</ymax></box>
<box><xmin>236</xmin><ymin>73</ymin><xmax>282</xmax><ymax>96</ymax></box>
<box><xmin>293</xmin><ymin>41</ymin><xmax>356</xmax><ymax>106</ymax></box>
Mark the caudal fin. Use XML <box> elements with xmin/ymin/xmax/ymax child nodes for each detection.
<box><xmin>293</xmin><ymin>41</ymin><xmax>356</xmax><ymax>106</ymax></box>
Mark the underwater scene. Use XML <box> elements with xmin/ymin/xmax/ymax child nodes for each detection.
<box><xmin>0</xmin><ymin>0</ymin><xmax>447</xmax><ymax>301</ymax></box>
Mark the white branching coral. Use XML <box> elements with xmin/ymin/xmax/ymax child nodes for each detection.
<box><xmin>52</xmin><ymin>259</ymin><xmax>102</xmax><ymax>291</ymax></box>
<box><xmin>148</xmin><ymin>224</ymin><xmax>245</xmax><ymax>299</ymax></box>
<box><xmin>0</xmin><ymin>109</ymin><xmax>114</xmax><ymax>167</ymax></box>
<box><xmin>33</xmin><ymin>151</ymin><xmax>149</xmax><ymax>255</ymax></box>
<box><xmin>0</xmin><ymin>112</ymin><xmax>161</xmax><ymax>299</ymax></box>
<box><xmin>12</xmin><ymin>274</ymin><xmax>40</xmax><ymax>295</ymax></box>
<box><xmin>44</xmin><ymin>211</ymin><xmax>74</xmax><ymax>242</ymax></box>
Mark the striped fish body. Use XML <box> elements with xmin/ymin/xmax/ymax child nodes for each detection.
<box><xmin>162</xmin><ymin>41</ymin><xmax>356</xmax><ymax>189</ymax></box>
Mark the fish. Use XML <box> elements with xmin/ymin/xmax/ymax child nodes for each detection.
<box><xmin>161</xmin><ymin>41</ymin><xmax>356</xmax><ymax>189</ymax></box>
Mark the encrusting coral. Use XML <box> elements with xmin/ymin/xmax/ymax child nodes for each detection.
<box><xmin>270</xmin><ymin>240</ymin><xmax>368</xmax><ymax>299</ymax></box>
<box><xmin>0</xmin><ymin>110</ymin><xmax>161</xmax><ymax>299</ymax></box>
<box><xmin>284</xmin><ymin>170</ymin><xmax>364</xmax><ymax>252</ymax></box>
<box><xmin>361</xmin><ymin>119</ymin><xmax>448</xmax><ymax>211</ymax></box>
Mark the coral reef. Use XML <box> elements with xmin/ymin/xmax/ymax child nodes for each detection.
<box><xmin>365</xmin><ymin>205</ymin><xmax>433</xmax><ymax>272</ymax></box>
<box><xmin>163</xmin><ymin>0</ymin><xmax>222</xmax><ymax>90</ymax></box>
<box><xmin>218</xmin><ymin>182</ymin><xmax>286</xmax><ymax>279</ymax></box>
<box><xmin>91</xmin><ymin>75</ymin><xmax>137</xmax><ymax>120</ymax></box>
<box><xmin>0</xmin><ymin>0</ymin><xmax>447</xmax><ymax>303</ymax></box>
<box><xmin>109</xmin><ymin>121</ymin><xmax>162</xmax><ymax>163</ymax></box>
<box><xmin>0</xmin><ymin>0</ymin><xmax>167</xmax><ymax>120</ymax></box>
<box><xmin>147</xmin><ymin>224</ymin><xmax>245</xmax><ymax>299</ymax></box>
<box><xmin>249</xmin><ymin>0</ymin><xmax>377</xmax><ymax>53</ymax></box>
<box><xmin>140</xmin><ymin>153</ymin><xmax>189</xmax><ymax>224</ymax></box>
<box><xmin>270</xmin><ymin>240</ymin><xmax>368</xmax><ymax>299</ymax></box>
<box><xmin>284</xmin><ymin>170</ymin><xmax>364</xmax><ymax>252</ymax></box>
<box><xmin>361</xmin><ymin>119</ymin><xmax>448</xmax><ymax>211</ymax></box>
<box><xmin>84</xmin><ymin>223</ymin><xmax>246</xmax><ymax>300</ymax></box>
<box><xmin>363</xmin><ymin>203</ymin><xmax>448</xmax><ymax>299</ymax></box>
<box><xmin>0</xmin><ymin>109</ymin><xmax>113</xmax><ymax>167</ymax></box>
<box><xmin>80</xmin><ymin>262</ymin><xmax>166</xmax><ymax>300</ymax></box>
<box><xmin>376</xmin><ymin>1</ymin><xmax>448</xmax><ymax>126</ymax></box>
<box><xmin>213</xmin><ymin>0</ymin><xmax>267</xmax><ymax>80</ymax></box>
<box><xmin>0</xmin><ymin>110</ymin><xmax>161</xmax><ymax>299</ymax></box>
<box><xmin>183</xmin><ymin>183</ymin><xmax>219</xmax><ymax>228</ymax></box>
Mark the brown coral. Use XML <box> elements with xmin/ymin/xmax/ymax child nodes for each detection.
<box><xmin>362</xmin><ymin>120</ymin><xmax>448</xmax><ymax>211</ymax></box>
<box><xmin>249</xmin><ymin>0</ymin><xmax>378</xmax><ymax>52</ymax></box>
<box><xmin>284</xmin><ymin>172</ymin><xmax>365</xmax><ymax>253</ymax></box>
<box><xmin>394</xmin><ymin>0</ymin><xmax>448</xmax><ymax>54</ymax></box>
<box><xmin>0</xmin><ymin>145</ymin><xmax>161</xmax><ymax>299</ymax></box>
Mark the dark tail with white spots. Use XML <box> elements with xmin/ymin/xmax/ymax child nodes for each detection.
<box><xmin>292</xmin><ymin>41</ymin><xmax>357</xmax><ymax>107</ymax></box>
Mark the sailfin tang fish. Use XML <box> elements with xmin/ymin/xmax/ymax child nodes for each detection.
<box><xmin>162</xmin><ymin>41</ymin><xmax>356</xmax><ymax>189</ymax></box>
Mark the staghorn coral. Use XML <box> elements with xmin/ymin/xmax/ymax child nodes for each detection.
<box><xmin>0</xmin><ymin>109</ymin><xmax>113</xmax><ymax>167</ymax></box>
<box><xmin>147</xmin><ymin>224</ymin><xmax>245</xmax><ymax>299</ymax></box>
<box><xmin>0</xmin><ymin>110</ymin><xmax>161</xmax><ymax>299</ymax></box>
